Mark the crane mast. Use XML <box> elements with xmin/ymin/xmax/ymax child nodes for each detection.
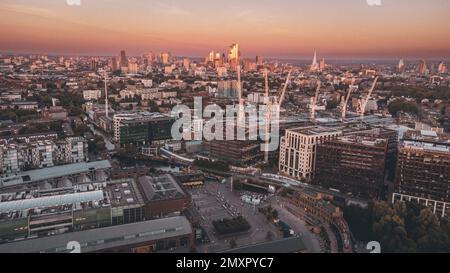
<box><xmin>358</xmin><ymin>76</ymin><xmax>379</xmax><ymax>117</ymax></box>
<box><xmin>264</xmin><ymin>68</ymin><xmax>270</xmax><ymax>163</ymax></box>
<box><xmin>104</xmin><ymin>70</ymin><xmax>109</xmax><ymax>118</ymax></box>
<box><xmin>310</xmin><ymin>80</ymin><xmax>321</xmax><ymax>121</ymax></box>
<box><xmin>278</xmin><ymin>69</ymin><xmax>292</xmax><ymax>106</ymax></box>
<box><xmin>341</xmin><ymin>78</ymin><xmax>356</xmax><ymax>121</ymax></box>
<box><xmin>237</xmin><ymin>65</ymin><xmax>245</xmax><ymax>127</ymax></box>
<box><xmin>264</xmin><ymin>68</ymin><xmax>292</xmax><ymax>163</ymax></box>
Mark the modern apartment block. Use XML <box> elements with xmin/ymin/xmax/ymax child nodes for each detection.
<box><xmin>393</xmin><ymin>130</ymin><xmax>450</xmax><ymax>218</ymax></box>
<box><xmin>314</xmin><ymin>135</ymin><xmax>389</xmax><ymax>199</ymax></box>
<box><xmin>0</xmin><ymin>137</ymin><xmax>87</xmax><ymax>174</ymax></box>
<box><xmin>113</xmin><ymin>112</ymin><xmax>174</xmax><ymax>147</ymax></box>
<box><xmin>279</xmin><ymin>126</ymin><xmax>342</xmax><ymax>181</ymax></box>
<box><xmin>217</xmin><ymin>80</ymin><xmax>239</xmax><ymax>98</ymax></box>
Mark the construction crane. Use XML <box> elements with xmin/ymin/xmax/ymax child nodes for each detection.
<box><xmin>264</xmin><ymin>68</ymin><xmax>270</xmax><ymax>163</ymax></box>
<box><xmin>310</xmin><ymin>80</ymin><xmax>322</xmax><ymax>121</ymax></box>
<box><xmin>341</xmin><ymin>78</ymin><xmax>356</xmax><ymax>121</ymax></box>
<box><xmin>264</xmin><ymin>68</ymin><xmax>269</xmax><ymax>97</ymax></box>
<box><xmin>237</xmin><ymin>65</ymin><xmax>245</xmax><ymax>127</ymax></box>
<box><xmin>357</xmin><ymin>76</ymin><xmax>379</xmax><ymax>118</ymax></box>
<box><xmin>263</xmin><ymin>68</ymin><xmax>292</xmax><ymax>163</ymax></box>
<box><xmin>104</xmin><ymin>70</ymin><xmax>109</xmax><ymax>118</ymax></box>
<box><xmin>277</xmin><ymin>69</ymin><xmax>293</xmax><ymax>106</ymax></box>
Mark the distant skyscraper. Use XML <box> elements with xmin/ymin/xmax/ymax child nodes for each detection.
<box><xmin>228</xmin><ymin>43</ymin><xmax>240</xmax><ymax>70</ymax></box>
<box><xmin>319</xmin><ymin>58</ymin><xmax>326</xmax><ymax>71</ymax></box>
<box><xmin>310</xmin><ymin>50</ymin><xmax>319</xmax><ymax>72</ymax></box>
<box><xmin>161</xmin><ymin>52</ymin><xmax>171</xmax><ymax>65</ymax></box>
<box><xmin>207</xmin><ymin>51</ymin><xmax>215</xmax><ymax>63</ymax></box>
<box><xmin>398</xmin><ymin>59</ymin><xmax>405</xmax><ymax>73</ymax></box>
<box><xmin>119</xmin><ymin>50</ymin><xmax>128</xmax><ymax>68</ymax></box>
<box><xmin>438</xmin><ymin>61</ymin><xmax>447</xmax><ymax>74</ymax></box>
<box><xmin>417</xmin><ymin>59</ymin><xmax>428</xmax><ymax>75</ymax></box>
<box><xmin>214</xmin><ymin>52</ymin><xmax>222</xmax><ymax>67</ymax></box>
<box><xmin>183</xmin><ymin>58</ymin><xmax>191</xmax><ymax>69</ymax></box>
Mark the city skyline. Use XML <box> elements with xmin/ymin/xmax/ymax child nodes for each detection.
<box><xmin>1</xmin><ymin>0</ymin><xmax>450</xmax><ymax>59</ymax></box>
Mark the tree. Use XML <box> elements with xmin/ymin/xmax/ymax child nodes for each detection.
<box><xmin>148</xmin><ymin>100</ymin><xmax>160</xmax><ymax>113</ymax></box>
<box><xmin>388</xmin><ymin>99</ymin><xmax>419</xmax><ymax>117</ymax></box>
<box><xmin>345</xmin><ymin>201</ymin><xmax>450</xmax><ymax>253</ymax></box>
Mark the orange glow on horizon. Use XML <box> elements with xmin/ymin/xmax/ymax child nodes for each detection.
<box><xmin>1</xmin><ymin>1</ymin><xmax>450</xmax><ymax>59</ymax></box>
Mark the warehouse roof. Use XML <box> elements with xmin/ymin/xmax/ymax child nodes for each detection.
<box><xmin>0</xmin><ymin>160</ymin><xmax>112</xmax><ymax>188</ymax></box>
<box><xmin>0</xmin><ymin>216</ymin><xmax>192</xmax><ymax>253</ymax></box>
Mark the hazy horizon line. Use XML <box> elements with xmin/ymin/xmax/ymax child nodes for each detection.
<box><xmin>1</xmin><ymin>51</ymin><xmax>449</xmax><ymax>63</ymax></box>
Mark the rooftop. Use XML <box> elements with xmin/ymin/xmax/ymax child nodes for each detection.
<box><xmin>335</xmin><ymin>135</ymin><xmax>387</xmax><ymax>147</ymax></box>
<box><xmin>0</xmin><ymin>216</ymin><xmax>192</xmax><ymax>253</ymax></box>
<box><xmin>0</xmin><ymin>179</ymin><xmax>145</xmax><ymax>221</ymax></box>
<box><xmin>113</xmin><ymin>111</ymin><xmax>172</xmax><ymax>123</ymax></box>
<box><xmin>0</xmin><ymin>160</ymin><xmax>112</xmax><ymax>188</ymax></box>
<box><xmin>401</xmin><ymin>140</ymin><xmax>450</xmax><ymax>153</ymax></box>
<box><xmin>137</xmin><ymin>174</ymin><xmax>187</xmax><ymax>203</ymax></box>
<box><xmin>288</xmin><ymin>125</ymin><xmax>341</xmax><ymax>136</ymax></box>
<box><xmin>0</xmin><ymin>190</ymin><xmax>106</xmax><ymax>218</ymax></box>
<box><xmin>103</xmin><ymin>179</ymin><xmax>144</xmax><ymax>207</ymax></box>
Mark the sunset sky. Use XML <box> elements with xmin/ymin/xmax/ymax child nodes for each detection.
<box><xmin>1</xmin><ymin>0</ymin><xmax>450</xmax><ymax>59</ymax></box>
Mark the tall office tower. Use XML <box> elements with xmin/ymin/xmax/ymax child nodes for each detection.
<box><xmin>417</xmin><ymin>59</ymin><xmax>428</xmax><ymax>75</ymax></box>
<box><xmin>438</xmin><ymin>61</ymin><xmax>447</xmax><ymax>74</ymax></box>
<box><xmin>111</xmin><ymin>57</ymin><xmax>118</xmax><ymax>71</ymax></box>
<box><xmin>319</xmin><ymin>58</ymin><xmax>326</xmax><ymax>71</ymax></box>
<box><xmin>161</xmin><ymin>52</ymin><xmax>171</xmax><ymax>65</ymax></box>
<box><xmin>206</xmin><ymin>51</ymin><xmax>215</xmax><ymax>63</ymax></box>
<box><xmin>214</xmin><ymin>52</ymin><xmax>222</xmax><ymax>67</ymax></box>
<box><xmin>119</xmin><ymin>50</ymin><xmax>128</xmax><ymax>68</ymax></box>
<box><xmin>228</xmin><ymin>43</ymin><xmax>240</xmax><ymax>70</ymax></box>
<box><xmin>314</xmin><ymin>135</ymin><xmax>389</xmax><ymax>199</ymax></box>
<box><xmin>393</xmin><ymin>130</ymin><xmax>450</xmax><ymax>218</ymax></box>
<box><xmin>398</xmin><ymin>58</ymin><xmax>406</xmax><ymax>73</ymax></box>
<box><xmin>310</xmin><ymin>50</ymin><xmax>319</xmax><ymax>72</ymax></box>
<box><xmin>183</xmin><ymin>58</ymin><xmax>191</xmax><ymax>70</ymax></box>
<box><xmin>279</xmin><ymin>126</ymin><xmax>342</xmax><ymax>181</ymax></box>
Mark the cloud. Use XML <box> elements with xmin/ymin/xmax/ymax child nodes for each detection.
<box><xmin>0</xmin><ymin>3</ymin><xmax>53</xmax><ymax>18</ymax></box>
<box><xmin>154</xmin><ymin>2</ymin><xmax>192</xmax><ymax>16</ymax></box>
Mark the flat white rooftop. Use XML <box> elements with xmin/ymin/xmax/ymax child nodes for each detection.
<box><xmin>0</xmin><ymin>160</ymin><xmax>112</xmax><ymax>188</ymax></box>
